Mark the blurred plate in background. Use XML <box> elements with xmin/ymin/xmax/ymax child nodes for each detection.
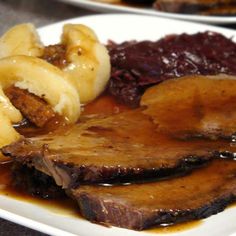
<box><xmin>56</xmin><ymin>0</ymin><xmax>236</xmax><ymax>24</ymax></box>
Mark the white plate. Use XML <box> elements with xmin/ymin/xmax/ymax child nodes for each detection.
<box><xmin>1</xmin><ymin>14</ymin><xmax>236</xmax><ymax>236</ymax></box>
<box><xmin>57</xmin><ymin>0</ymin><xmax>236</xmax><ymax>24</ymax></box>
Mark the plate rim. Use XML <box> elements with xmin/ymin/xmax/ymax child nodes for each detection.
<box><xmin>0</xmin><ymin>200</ymin><xmax>77</xmax><ymax>236</ymax></box>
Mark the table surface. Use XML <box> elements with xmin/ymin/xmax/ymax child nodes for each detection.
<box><xmin>0</xmin><ymin>0</ymin><xmax>235</xmax><ymax>235</ymax></box>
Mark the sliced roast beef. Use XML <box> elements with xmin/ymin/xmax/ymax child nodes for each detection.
<box><xmin>108</xmin><ymin>32</ymin><xmax>236</xmax><ymax>107</ymax></box>
<box><xmin>2</xmin><ymin>109</ymin><xmax>233</xmax><ymax>187</ymax></box>
<box><xmin>11</xmin><ymin>162</ymin><xmax>65</xmax><ymax>199</ymax></box>
<box><xmin>70</xmin><ymin>159</ymin><xmax>236</xmax><ymax>230</ymax></box>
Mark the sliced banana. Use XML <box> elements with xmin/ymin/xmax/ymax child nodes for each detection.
<box><xmin>61</xmin><ymin>24</ymin><xmax>111</xmax><ymax>104</ymax></box>
<box><xmin>0</xmin><ymin>23</ymin><xmax>44</xmax><ymax>58</ymax></box>
<box><xmin>0</xmin><ymin>55</ymin><xmax>80</xmax><ymax>124</ymax></box>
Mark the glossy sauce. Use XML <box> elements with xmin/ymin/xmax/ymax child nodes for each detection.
<box><xmin>0</xmin><ymin>159</ymin><xmax>203</xmax><ymax>234</ymax></box>
<box><xmin>147</xmin><ymin>221</ymin><xmax>202</xmax><ymax>234</ymax></box>
<box><xmin>1</xmin><ymin>94</ymin><xmax>236</xmax><ymax>234</ymax></box>
<box><xmin>82</xmin><ymin>93</ymin><xmax>129</xmax><ymax>117</ymax></box>
<box><xmin>0</xmin><ymin>159</ymin><xmax>79</xmax><ymax>217</ymax></box>
<box><xmin>228</xmin><ymin>201</ymin><xmax>236</xmax><ymax>209</ymax></box>
<box><xmin>142</xmin><ymin>75</ymin><xmax>236</xmax><ymax>139</ymax></box>
<box><xmin>149</xmin><ymin>201</ymin><xmax>236</xmax><ymax>234</ymax></box>
<box><xmin>108</xmin><ymin>32</ymin><xmax>236</xmax><ymax>107</ymax></box>
<box><xmin>0</xmin><ymin>95</ymin><xmax>128</xmax><ymax>218</ymax></box>
<box><xmin>16</xmin><ymin>94</ymin><xmax>128</xmax><ymax>137</ymax></box>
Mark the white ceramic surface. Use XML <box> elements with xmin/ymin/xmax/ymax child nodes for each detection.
<box><xmin>57</xmin><ymin>0</ymin><xmax>236</xmax><ymax>24</ymax></box>
<box><xmin>0</xmin><ymin>14</ymin><xmax>236</xmax><ymax>236</ymax></box>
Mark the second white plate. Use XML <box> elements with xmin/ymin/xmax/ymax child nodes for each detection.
<box><xmin>57</xmin><ymin>0</ymin><xmax>236</xmax><ymax>24</ymax></box>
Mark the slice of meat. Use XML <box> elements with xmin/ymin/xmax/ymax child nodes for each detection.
<box><xmin>4</xmin><ymin>85</ymin><xmax>57</xmax><ymax>127</ymax></box>
<box><xmin>1</xmin><ymin>109</ymin><xmax>234</xmax><ymax>187</ymax></box>
<box><xmin>141</xmin><ymin>74</ymin><xmax>236</xmax><ymax>139</ymax></box>
<box><xmin>12</xmin><ymin>162</ymin><xmax>65</xmax><ymax>199</ymax></box>
<box><xmin>108</xmin><ymin>31</ymin><xmax>236</xmax><ymax>107</ymax></box>
<box><xmin>70</xmin><ymin>159</ymin><xmax>236</xmax><ymax>230</ymax></box>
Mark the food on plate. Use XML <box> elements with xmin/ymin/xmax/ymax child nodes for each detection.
<box><xmin>0</xmin><ymin>55</ymin><xmax>80</xmax><ymax>122</ymax></box>
<box><xmin>200</xmin><ymin>5</ymin><xmax>236</xmax><ymax>15</ymax></box>
<box><xmin>11</xmin><ymin>159</ymin><xmax>236</xmax><ymax>230</ymax></box>
<box><xmin>70</xmin><ymin>159</ymin><xmax>236</xmax><ymax>230</ymax></box>
<box><xmin>90</xmin><ymin>0</ymin><xmax>236</xmax><ymax>15</ymax></box>
<box><xmin>3</xmin><ymin>72</ymin><xmax>236</xmax><ymax>229</ymax></box>
<box><xmin>0</xmin><ymin>23</ymin><xmax>43</xmax><ymax>58</ymax></box>
<box><xmin>61</xmin><ymin>24</ymin><xmax>111</xmax><ymax>103</ymax></box>
<box><xmin>120</xmin><ymin>0</ymin><xmax>155</xmax><ymax>4</ymax></box>
<box><xmin>153</xmin><ymin>0</ymin><xmax>236</xmax><ymax>15</ymax></box>
<box><xmin>1</xmin><ymin>23</ymin><xmax>236</xmax><ymax>232</ymax></box>
<box><xmin>108</xmin><ymin>31</ymin><xmax>236</xmax><ymax>107</ymax></box>
<box><xmin>142</xmin><ymin>74</ymin><xmax>236</xmax><ymax>139</ymax></box>
<box><xmin>41</xmin><ymin>44</ymin><xmax>67</xmax><ymax>68</ymax></box>
<box><xmin>5</xmin><ymin>86</ymin><xmax>57</xmax><ymax>128</ymax></box>
<box><xmin>4</xmin><ymin>108</ymin><xmax>233</xmax><ymax>186</ymax></box>
<box><xmin>0</xmin><ymin>23</ymin><xmax>110</xmax><ymax>148</ymax></box>
<box><xmin>12</xmin><ymin>162</ymin><xmax>66</xmax><ymax>199</ymax></box>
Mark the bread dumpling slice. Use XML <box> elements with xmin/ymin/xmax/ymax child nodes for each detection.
<box><xmin>62</xmin><ymin>24</ymin><xmax>111</xmax><ymax>104</ymax></box>
<box><xmin>0</xmin><ymin>23</ymin><xmax>43</xmax><ymax>58</ymax></box>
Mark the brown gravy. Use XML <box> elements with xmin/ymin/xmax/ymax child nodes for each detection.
<box><xmin>82</xmin><ymin>94</ymin><xmax>129</xmax><ymax>117</ymax></box>
<box><xmin>0</xmin><ymin>160</ymin><xmax>201</xmax><ymax>233</ymax></box>
<box><xmin>16</xmin><ymin>94</ymin><xmax>129</xmax><ymax>137</ymax></box>
<box><xmin>228</xmin><ymin>201</ymin><xmax>236</xmax><ymax>209</ymax></box>
<box><xmin>0</xmin><ymin>160</ymin><xmax>79</xmax><ymax>217</ymax></box>
<box><xmin>0</xmin><ymin>94</ymin><xmax>236</xmax><ymax>233</ymax></box>
<box><xmin>1</xmin><ymin>159</ymin><xmax>236</xmax><ymax>233</ymax></box>
<box><xmin>0</xmin><ymin>95</ymin><xmax>129</xmax><ymax>218</ymax></box>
